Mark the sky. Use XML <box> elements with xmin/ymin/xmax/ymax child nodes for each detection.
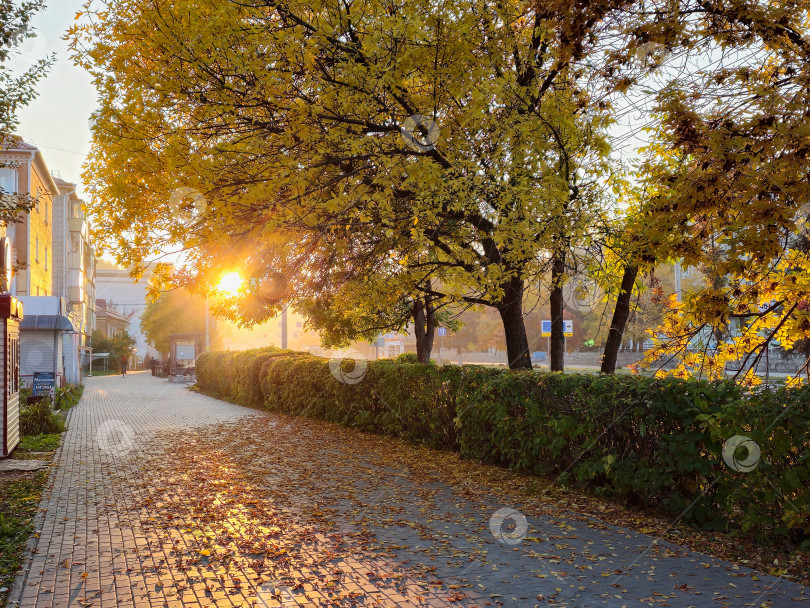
<box><xmin>11</xmin><ymin>0</ymin><xmax>95</xmax><ymax>199</ymax></box>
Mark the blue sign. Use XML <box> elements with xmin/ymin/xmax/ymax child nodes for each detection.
<box><xmin>32</xmin><ymin>372</ymin><xmax>55</xmax><ymax>397</ymax></box>
<box><xmin>437</xmin><ymin>327</ymin><xmax>447</xmax><ymax>337</ymax></box>
<box><xmin>564</xmin><ymin>319</ymin><xmax>574</xmax><ymax>337</ymax></box>
<box><xmin>541</xmin><ymin>320</ymin><xmax>552</xmax><ymax>336</ymax></box>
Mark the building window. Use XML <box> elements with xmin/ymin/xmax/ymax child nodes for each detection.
<box><xmin>44</xmin><ymin>247</ymin><xmax>48</xmax><ymax>270</ymax></box>
<box><xmin>44</xmin><ymin>201</ymin><xmax>49</xmax><ymax>225</ymax></box>
<box><xmin>35</xmin><ymin>237</ymin><xmax>39</xmax><ymax>262</ymax></box>
<box><xmin>71</xmin><ymin>201</ymin><xmax>81</xmax><ymax>219</ymax></box>
<box><xmin>0</xmin><ymin>168</ymin><xmax>15</xmax><ymax>193</ymax></box>
<box><xmin>71</xmin><ymin>233</ymin><xmax>81</xmax><ymax>253</ymax></box>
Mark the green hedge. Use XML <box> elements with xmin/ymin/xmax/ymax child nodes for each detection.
<box><xmin>195</xmin><ymin>351</ymin><xmax>810</xmax><ymax>544</ymax></box>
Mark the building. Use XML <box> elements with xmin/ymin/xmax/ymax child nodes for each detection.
<box><xmin>51</xmin><ymin>177</ymin><xmax>95</xmax><ymax>380</ymax></box>
<box><xmin>94</xmin><ymin>299</ymin><xmax>128</xmax><ymax>337</ymax></box>
<box><xmin>18</xmin><ymin>296</ymin><xmax>75</xmax><ymax>386</ymax></box>
<box><xmin>94</xmin><ymin>260</ymin><xmax>160</xmax><ymax>362</ymax></box>
<box><xmin>0</xmin><ymin>136</ymin><xmax>97</xmax><ymax>385</ymax></box>
<box><xmin>0</xmin><ymin>135</ymin><xmax>56</xmax><ymax>297</ymax></box>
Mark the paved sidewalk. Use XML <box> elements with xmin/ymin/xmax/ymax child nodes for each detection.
<box><xmin>8</xmin><ymin>372</ymin><xmax>809</xmax><ymax>608</ymax></box>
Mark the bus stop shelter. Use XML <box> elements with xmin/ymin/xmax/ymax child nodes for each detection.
<box><xmin>167</xmin><ymin>333</ymin><xmax>205</xmax><ymax>379</ymax></box>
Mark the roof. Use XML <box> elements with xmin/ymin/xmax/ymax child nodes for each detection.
<box><xmin>0</xmin><ymin>134</ymin><xmax>37</xmax><ymax>151</ymax></box>
<box><xmin>0</xmin><ymin>134</ymin><xmax>61</xmax><ymax>196</ymax></box>
<box><xmin>20</xmin><ymin>315</ymin><xmax>76</xmax><ymax>332</ymax></box>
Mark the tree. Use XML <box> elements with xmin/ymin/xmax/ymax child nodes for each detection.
<box><xmin>0</xmin><ymin>1</ymin><xmax>53</xmax><ymax>251</ymax></box>
<box><xmin>90</xmin><ymin>329</ymin><xmax>135</xmax><ymax>373</ymax></box>
<box><xmin>616</xmin><ymin>1</ymin><xmax>810</xmax><ymax>382</ymax></box>
<box><xmin>0</xmin><ymin>0</ymin><xmax>53</xmax><ymax>132</ymax></box>
<box><xmin>72</xmin><ymin>0</ymin><xmax>614</xmax><ymax>370</ymax></box>
<box><xmin>73</xmin><ymin>0</ymin><xmax>810</xmax><ymax>379</ymax></box>
<box><xmin>140</xmin><ymin>289</ymin><xmax>206</xmax><ymax>355</ymax></box>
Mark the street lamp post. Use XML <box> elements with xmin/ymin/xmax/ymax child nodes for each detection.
<box><xmin>281</xmin><ymin>304</ymin><xmax>288</xmax><ymax>349</ymax></box>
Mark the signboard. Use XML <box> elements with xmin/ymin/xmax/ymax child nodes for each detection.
<box><xmin>542</xmin><ymin>320</ymin><xmax>574</xmax><ymax>337</ymax></box>
<box><xmin>32</xmin><ymin>371</ymin><xmax>55</xmax><ymax>398</ymax></box>
<box><xmin>176</xmin><ymin>344</ymin><xmax>196</xmax><ymax>360</ymax></box>
<box><xmin>564</xmin><ymin>320</ymin><xmax>574</xmax><ymax>337</ymax></box>
<box><xmin>437</xmin><ymin>327</ymin><xmax>447</xmax><ymax>337</ymax></box>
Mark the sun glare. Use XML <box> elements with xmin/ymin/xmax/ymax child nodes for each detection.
<box><xmin>217</xmin><ymin>271</ymin><xmax>244</xmax><ymax>295</ymax></box>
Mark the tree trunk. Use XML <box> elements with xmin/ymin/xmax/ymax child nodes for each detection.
<box><xmin>549</xmin><ymin>252</ymin><xmax>566</xmax><ymax>372</ymax></box>
<box><xmin>412</xmin><ymin>294</ymin><xmax>436</xmax><ymax>364</ymax></box>
<box><xmin>601</xmin><ymin>265</ymin><xmax>639</xmax><ymax>374</ymax></box>
<box><xmin>497</xmin><ymin>277</ymin><xmax>532</xmax><ymax>369</ymax></box>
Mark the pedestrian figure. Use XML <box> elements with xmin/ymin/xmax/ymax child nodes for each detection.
<box><xmin>120</xmin><ymin>355</ymin><xmax>128</xmax><ymax>376</ymax></box>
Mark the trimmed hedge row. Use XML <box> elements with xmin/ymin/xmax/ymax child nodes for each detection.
<box><xmin>196</xmin><ymin>348</ymin><xmax>810</xmax><ymax>544</ymax></box>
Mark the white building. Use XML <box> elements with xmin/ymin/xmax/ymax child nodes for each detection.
<box><xmin>18</xmin><ymin>296</ymin><xmax>76</xmax><ymax>386</ymax></box>
<box><xmin>94</xmin><ymin>260</ymin><xmax>160</xmax><ymax>362</ymax></box>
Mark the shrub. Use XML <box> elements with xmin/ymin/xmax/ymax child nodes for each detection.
<box><xmin>20</xmin><ymin>398</ymin><xmax>65</xmax><ymax>436</ymax></box>
<box><xmin>196</xmin><ymin>352</ymin><xmax>810</xmax><ymax>544</ymax></box>
<box><xmin>55</xmin><ymin>384</ymin><xmax>84</xmax><ymax>411</ymax></box>
<box><xmin>395</xmin><ymin>352</ymin><xmax>420</xmax><ymax>364</ymax></box>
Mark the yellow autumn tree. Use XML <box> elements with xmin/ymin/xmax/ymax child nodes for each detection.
<box><xmin>71</xmin><ymin>0</ymin><xmax>615</xmax><ymax>369</ymax></box>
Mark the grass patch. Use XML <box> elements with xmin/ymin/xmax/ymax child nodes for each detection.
<box><xmin>0</xmin><ymin>432</ymin><xmax>61</xmax><ymax>605</ymax></box>
<box><xmin>55</xmin><ymin>385</ymin><xmax>84</xmax><ymax>411</ymax></box>
<box><xmin>17</xmin><ymin>434</ymin><xmax>61</xmax><ymax>453</ymax></box>
<box><xmin>0</xmin><ymin>472</ymin><xmax>48</xmax><ymax>605</ymax></box>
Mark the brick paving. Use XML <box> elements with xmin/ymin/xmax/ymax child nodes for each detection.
<box><xmin>7</xmin><ymin>371</ymin><xmax>810</xmax><ymax>608</ymax></box>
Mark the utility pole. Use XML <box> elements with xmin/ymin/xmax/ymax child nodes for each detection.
<box><xmin>281</xmin><ymin>304</ymin><xmax>288</xmax><ymax>349</ymax></box>
<box><xmin>674</xmin><ymin>263</ymin><xmax>682</xmax><ymax>303</ymax></box>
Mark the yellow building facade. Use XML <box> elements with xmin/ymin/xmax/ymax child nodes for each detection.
<box><xmin>0</xmin><ymin>136</ymin><xmax>56</xmax><ymax>297</ymax></box>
